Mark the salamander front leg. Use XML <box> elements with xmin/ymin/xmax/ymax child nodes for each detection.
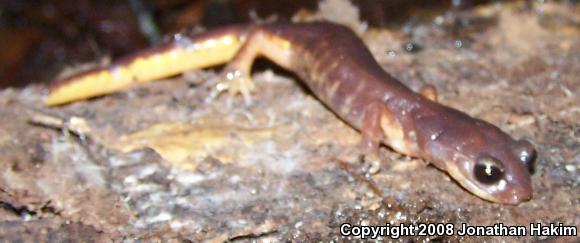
<box><xmin>419</xmin><ymin>84</ymin><xmax>438</xmax><ymax>102</ymax></box>
<box><xmin>212</xmin><ymin>28</ymin><xmax>294</xmax><ymax>104</ymax></box>
<box><xmin>360</xmin><ymin>103</ymin><xmax>384</xmax><ymax>173</ymax></box>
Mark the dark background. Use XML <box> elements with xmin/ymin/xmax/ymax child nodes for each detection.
<box><xmin>0</xmin><ymin>0</ymin><xmax>503</xmax><ymax>88</ymax></box>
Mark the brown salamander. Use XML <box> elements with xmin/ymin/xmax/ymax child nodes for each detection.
<box><xmin>46</xmin><ymin>22</ymin><xmax>536</xmax><ymax>204</ymax></box>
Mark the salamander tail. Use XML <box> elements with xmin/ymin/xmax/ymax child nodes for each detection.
<box><xmin>46</xmin><ymin>25</ymin><xmax>250</xmax><ymax>106</ymax></box>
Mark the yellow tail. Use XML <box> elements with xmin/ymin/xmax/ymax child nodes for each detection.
<box><xmin>46</xmin><ymin>27</ymin><xmax>247</xmax><ymax>106</ymax></box>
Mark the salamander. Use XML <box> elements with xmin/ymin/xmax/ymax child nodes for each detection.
<box><xmin>46</xmin><ymin>22</ymin><xmax>536</xmax><ymax>204</ymax></box>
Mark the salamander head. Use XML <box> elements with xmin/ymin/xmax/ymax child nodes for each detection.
<box><xmin>421</xmin><ymin>113</ymin><xmax>535</xmax><ymax>205</ymax></box>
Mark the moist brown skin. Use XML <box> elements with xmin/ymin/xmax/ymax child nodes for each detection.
<box><xmin>47</xmin><ymin>22</ymin><xmax>535</xmax><ymax>204</ymax></box>
<box><xmin>259</xmin><ymin>23</ymin><xmax>534</xmax><ymax>204</ymax></box>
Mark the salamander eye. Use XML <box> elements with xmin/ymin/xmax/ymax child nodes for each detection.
<box><xmin>517</xmin><ymin>140</ymin><xmax>536</xmax><ymax>173</ymax></box>
<box><xmin>474</xmin><ymin>156</ymin><xmax>504</xmax><ymax>185</ymax></box>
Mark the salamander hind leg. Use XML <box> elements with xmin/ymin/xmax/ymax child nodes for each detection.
<box><xmin>212</xmin><ymin>27</ymin><xmax>294</xmax><ymax>104</ymax></box>
<box><xmin>214</xmin><ymin>51</ymin><xmax>256</xmax><ymax>104</ymax></box>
